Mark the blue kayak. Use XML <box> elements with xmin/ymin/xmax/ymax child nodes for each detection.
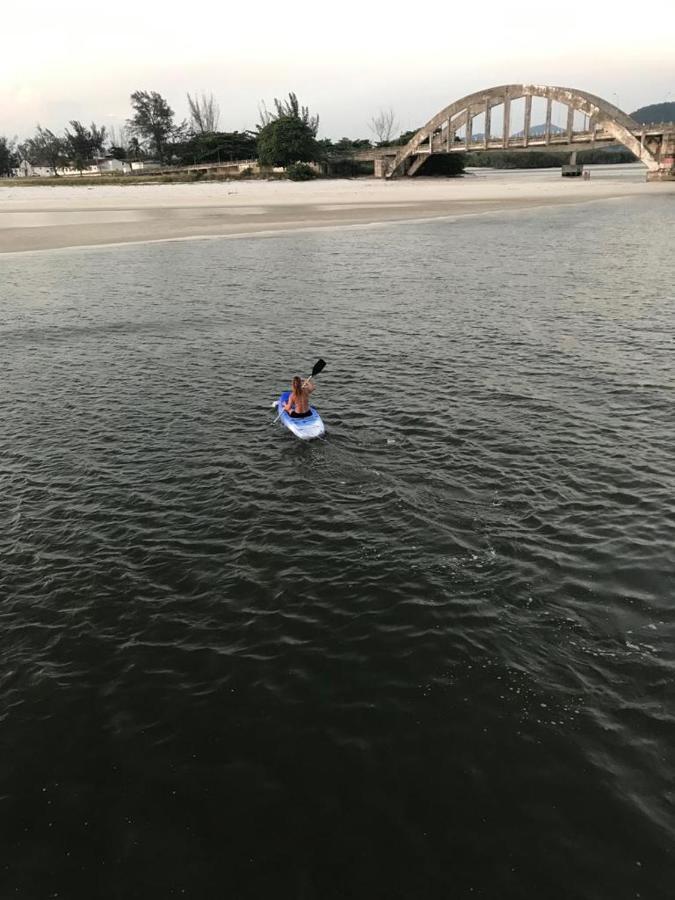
<box><xmin>276</xmin><ymin>391</ymin><xmax>325</xmax><ymax>440</ymax></box>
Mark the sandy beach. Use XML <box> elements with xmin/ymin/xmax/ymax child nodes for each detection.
<box><xmin>1</xmin><ymin>165</ymin><xmax>672</xmax><ymax>254</ymax></box>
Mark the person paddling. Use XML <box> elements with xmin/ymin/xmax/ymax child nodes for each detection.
<box><xmin>283</xmin><ymin>375</ymin><xmax>315</xmax><ymax>418</ymax></box>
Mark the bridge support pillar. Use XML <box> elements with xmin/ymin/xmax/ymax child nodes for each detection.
<box><xmin>646</xmin><ymin>134</ymin><xmax>675</xmax><ymax>181</ymax></box>
<box><xmin>562</xmin><ymin>151</ymin><xmax>583</xmax><ymax>176</ymax></box>
<box><xmin>374</xmin><ymin>158</ymin><xmax>387</xmax><ymax>178</ymax></box>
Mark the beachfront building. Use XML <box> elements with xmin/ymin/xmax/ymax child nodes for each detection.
<box><xmin>14</xmin><ymin>160</ymin><xmax>54</xmax><ymax>177</ymax></box>
<box><xmin>12</xmin><ymin>157</ymin><xmax>163</xmax><ymax>177</ymax></box>
<box><xmin>13</xmin><ymin>159</ymin><xmax>102</xmax><ymax>178</ymax></box>
<box><xmin>95</xmin><ymin>157</ymin><xmax>128</xmax><ymax>174</ymax></box>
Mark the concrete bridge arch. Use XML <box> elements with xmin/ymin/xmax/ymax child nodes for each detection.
<box><xmin>384</xmin><ymin>85</ymin><xmax>674</xmax><ymax>180</ymax></box>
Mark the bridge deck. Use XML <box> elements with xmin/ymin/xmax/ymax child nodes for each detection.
<box><xmin>350</xmin><ymin>130</ymin><xmax>638</xmax><ymax>162</ymax></box>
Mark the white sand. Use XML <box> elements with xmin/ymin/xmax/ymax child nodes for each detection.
<box><xmin>1</xmin><ymin>165</ymin><xmax>671</xmax><ymax>253</ymax></box>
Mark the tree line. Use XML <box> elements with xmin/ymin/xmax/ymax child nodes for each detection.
<box><xmin>0</xmin><ymin>90</ymin><xmax>412</xmax><ymax>177</ymax></box>
<box><xmin>2</xmin><ymin>90</ymin><xmax>668</xmax><ymax>179</ymax></box>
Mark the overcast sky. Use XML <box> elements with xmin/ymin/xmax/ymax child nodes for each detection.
<box><xmin>2</xmin><ymin>0</ymin><xmax>674</xmax><ymax>141</ymax></box>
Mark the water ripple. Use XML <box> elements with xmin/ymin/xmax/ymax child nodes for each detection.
<box><xmin>1</xmin><ymin>194</ymin><xmax>674</xmax><ymax>898</ymax></box>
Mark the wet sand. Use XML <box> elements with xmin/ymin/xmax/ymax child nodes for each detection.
<box><xmin>1</xmin><ymin>166</ymin><xmax>671</xmax><ymax>253</ymax></box>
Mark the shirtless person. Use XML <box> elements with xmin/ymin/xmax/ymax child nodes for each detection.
<box><xmin>283</xmin><ymin>375</ymin><xmax>315</xmax><ymax>418</ymax></box>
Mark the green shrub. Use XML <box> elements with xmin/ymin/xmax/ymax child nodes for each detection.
<box><xmin>257</xmin><ymin>115</ymin><xmax>319</xmax><ymax>167</ymax></box>
<box><xmin>286</xmin><ymin>162</ymin><xmax>317</xmax><ymax>181</ymax></box>
<box><xmin>413</xmin><ymin>153</ymin><xmax>466</xmax><ymax>176</ymax></box>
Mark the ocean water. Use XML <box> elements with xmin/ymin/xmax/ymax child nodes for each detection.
<box><xmin>1</xmin><ymin>192</ymin><xmax>674</xmax><ymax>899</ymax></box>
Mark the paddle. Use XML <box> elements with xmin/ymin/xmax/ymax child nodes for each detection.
<box><xmin>272</xmin><ymin>359</ymin><xmax>326</xmax><ymax>423</ymax></box>
<box><xmin>304</xmin><ymin>358</ymin><xmax>326</xmax><ymax>384</ymax></box>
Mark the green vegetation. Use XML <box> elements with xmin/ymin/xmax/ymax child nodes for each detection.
<box><xmin>20</xmin><ymin>126</ymin><xmax>67</xmax><ymax>175</ymax></box>
<box><xmin>64</xmin><ymin>121</ymin><xmax>107</xmax><ymax>172</ymax></box>
<box><xmin>577</xmin><ymin>148</ymin><xmax>636</xmax><ymax>165</ymax></box>
<box><xmin>414</xmin><ymin>154</ymin><xmax>466</xmax><ymax>176</ymax></box>
<box><xmin>392</xmin><ymin>129</ymin><xmax>418</xmax><ymax>146</ymax></box>
<box><xmin>171</xmin><ymin>131</ymin><xmax>257</xmax><ymax>166</ymax></box>
<box><xmin>2</xmin><ymin>90</ymin><xmax>668</xmax><ymax>183</ymax></box>
<box><xmin>323</xmin><ymin>137</ymin><xmax>372</xmax><ymax>153</ymax></box>
<box><xmin>258</xmin><ymin>92</ymin><xmax>319</xmax><ymax>134</ymax></box>
<box><xmin>128</xmin><ymin>90</ymin><xmax>185</xmax><ymax>164</ymax></box>
<box><xmin>186</xmin><ymin>92</ymin><xmax>220</xmax><ymax>133</ymax></box>
<box><xmin>465</xmin><ymin>147</ymin><xmax>636</xmax><ymax>169</ymax></box>
<box><xmin>466</xmin><ymin>150</ymin><xmax>566</xmax><ymax>169</ymax></box>
<box><xmin>258</xmin><ymin>116</ymin><xmax>320</xmax><ymax>167</ymax></box>
<box><xmin>257</xmin><ymin>93</ymin><xmax>320</xmax><ymax>167</ymax></box>
<box><xmin>323</xmin><ymin>159</ymin><xmax>374</xmax><ymax>177</ymax></box>
<box><xmin>0</xmin><ymin>137</ymin><xmax>18</xmax><ymax>176</ymax></box>
<box><xmin>286</xmin><ymin>162</ymin><xmax>317</xmax><ymax>181</ymax></box>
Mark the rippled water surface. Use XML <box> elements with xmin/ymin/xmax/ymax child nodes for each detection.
<box><xmin>1</xmin><ymin>193</ymin><xmax>674</xmax><ymax>899</ymax></box>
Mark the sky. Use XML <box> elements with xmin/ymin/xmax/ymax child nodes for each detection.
<box><xmin>2</xmin><ymin>0</ymin><xmax>674</xmax><ymax>141</ymax></box>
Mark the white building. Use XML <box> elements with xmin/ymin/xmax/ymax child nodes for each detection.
<box><xmin>14</xmin><ymin>160</ymin><xmax>53</xmax><ymax>177</ymax></box>
<box><xmin>13</xmin><ymin>157</ymin><xmax>164</xmax><ymax>177</ymax></box>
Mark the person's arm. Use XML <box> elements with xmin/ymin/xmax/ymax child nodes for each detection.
<box><xmin>304</xmin><ymin>379</ymin><xmax>316</xmax><ymax>394</ymax></box>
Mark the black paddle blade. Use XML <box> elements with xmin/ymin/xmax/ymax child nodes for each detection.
<box><xmin>311</xmin><ymin>359</ymin><xmax>326</xmax><ymax>377</ymax></box>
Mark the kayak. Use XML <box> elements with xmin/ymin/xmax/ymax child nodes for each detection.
<box><xmin>276</xmin><ymin>391</ymin><xmax>325</xmax><ymax>440</ymax></box>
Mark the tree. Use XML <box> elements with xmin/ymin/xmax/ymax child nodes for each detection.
<box><xmin>394</xmin><ymin>128</ymin><xmax>418</xmax><ymax>146</ymax></box>
<box><xmin>256</xmin><ymin>92</ymin><xmax>320</xmax><ymax>167</ymax></box>
<box><xmin>0</xmin><ymin>136</ymin><xmax>18</xmax><ymax>176</ymax></box>
<box><xmin>333</xmin><ymin>137</ymin><xmax>372</xmax><ymax>152</ymax></box>
<box><xmin>187</xmin><ymin>92</ymin><xmax>220</xmax><ymax>134</ymax></box>
<box><xmin>107</xmin><ymin>127</ymin><xmax>130</xmax><ymax>161</ymax></box>
<box><xmin>64</xmin><ymin>120</ymin><xmax>107</xmax><ymax>171</ymax></box>
<box><xmin>127</xmin><ymin>90</ymin><xmax>183</xmax><ymax>163</ymax></box>
<box><xmin>368</xmin><ymin>108</ymin><xmax>399</xmax><ymax>145</ymax></box>
<box><xmin>258</xmin><ymin>92</ymin><xmax>319</xmax><ymax>136</ymax></box>
<box><xmin>171</xmin><ymin>131</ymin><xmax>257</xmax><ymax>166</ymax></box>
<box><xmin>127</xmin><ymin>137</ymin><xmax>143</xmax><ymax>161</ymax></box>
<box><xmin>257</xmin><ymin>115</ymin><xmax>320</xmax><ymax>167</ymax></box>
<box><xmin>108</xmin><ymin>125</ymin><xmax>133</xmax><ymax>151</ymax></box>
<box><xmin>20</xmin><ymin>126</ymin><xmax>67</xmax><ymax>175</ymax></box>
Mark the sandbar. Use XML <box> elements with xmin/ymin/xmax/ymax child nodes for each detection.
<box><xmin>1</xmin><ymin>165</ymin><xmax>672</xmax><ymax>254</ymax></box>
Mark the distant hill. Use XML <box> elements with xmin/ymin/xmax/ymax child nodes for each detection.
<box><xmin>630</xmin><ymin>102</ymin><xmax>675</xmax><ymax>124</ymax></box>
<box><xmin>472</xmin><ymin>124</ymin><xmax>564</xmax><ymax>141</ymax></box>
<box><xmin>508</xmin><ymin>123</ymin><xmax>568</xmax><ymax>138</ymax></box>
<box><xmin>524</xmin><ymin>123</ymin><xmax>565</xmax><ymax>136</ymax></box>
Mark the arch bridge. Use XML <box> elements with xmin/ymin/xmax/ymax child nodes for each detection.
<box><xmin>361</xmin><ymin>85</ymin><xmax>675</xmax><ymax>181</ymax></box>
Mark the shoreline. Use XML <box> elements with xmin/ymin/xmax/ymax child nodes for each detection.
<box><xmin>1</xmin><ymin>166</ymin><xmax>672</xmax><ymax>254</ymax></box>
<box><xmin>0</xmin><ymin>193</ymin><xmax>648</xmax><ymax>259</ymax></box>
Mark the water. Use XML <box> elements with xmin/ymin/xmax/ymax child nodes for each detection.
<box><xmin>1</xmin><ymin>193</ymin><xmax>674</xmax><ymax>899</ymax></box>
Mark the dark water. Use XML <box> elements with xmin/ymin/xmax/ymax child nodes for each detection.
<box><xmin>1</xmin><ymin>194</ymin><xmax>674</xmax><ymax>899</ymax></box>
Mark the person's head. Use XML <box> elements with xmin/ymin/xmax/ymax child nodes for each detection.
<box><xmin>291</xmin><ymin>375</ymin><xmax>302</xmax><ymax>394</ymax></box>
